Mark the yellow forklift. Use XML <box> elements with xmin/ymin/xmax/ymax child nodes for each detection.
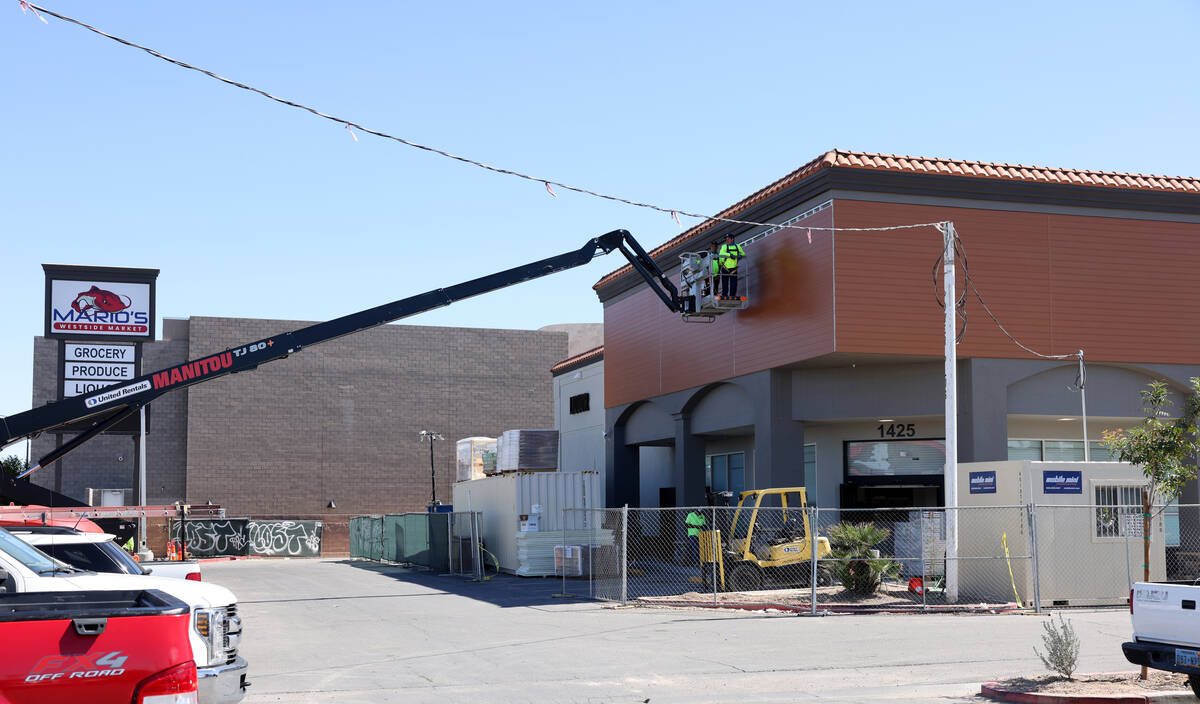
<box><xmin>701</xmin><ymin>487</ymin><xmax>833</xmax><ymax>592</ymax></box>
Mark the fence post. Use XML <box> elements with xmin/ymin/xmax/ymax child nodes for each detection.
<box><xmin>712</xmin><ymin>505</ymin><xmax>718</xmax><ymax>605</ymax></box>
<box><xmin>921</xmin><ymin>510</ymin><xmax>928</xmax><ymax>611</ymax></box>
<box><xmin>562</xmin><ymin>509</ymin><xmax>569</xmax><ymax>596</ymax></box>
<box><xmin>1028</xmin><ymin>504</ymin><xmax>1042</xmax><ymax>614</ymax></box>
<box><xmin>1124</xmin><ymin>518</ymin><xmax>1133</xmax><ymax>590</ymax></box>
<box><xmin>589</xmin><ymin>509</ymin><xmax>595</xmax><ymax>599</ymax></box>
<box><xmin>620</xmin><ymin>505</ymin><xmax>629</xmax><ymax>607</ymax></box>
<box><xmin>810</xmin><ymin>505</ymin><xmax>819</xmax><ymax>616</ymax></box>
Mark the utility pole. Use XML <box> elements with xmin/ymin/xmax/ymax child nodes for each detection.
<box><xmin>942</xmin><ymin>221</ymin><xmax>959</xmax><ymax>603</ymax></box>
<box><xmin>420</xmin><ymin>430</ymin><xmax>444</xmax><ymax>507</ymax></box>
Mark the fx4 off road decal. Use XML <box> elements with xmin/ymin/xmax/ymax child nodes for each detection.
<box><xmin>25</xmin><ymin>651</ymin><xmax>129</xmax><ymax>682</ymax></box>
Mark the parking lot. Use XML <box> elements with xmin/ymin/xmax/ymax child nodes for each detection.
<box><xmin>207</xmin><ymin>558</ymin><xmax>1137</xmax><ymax>703</ymax></box>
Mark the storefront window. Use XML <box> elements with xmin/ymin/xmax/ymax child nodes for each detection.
<box><xmin>845</xmin><ymin>439</ymin><xmax>945</xmax><ymax>478</ymax></box>
<box><xmin>1008</xmin><ymin>439</ymin><xmax>1118</xmax><ymax>461</ymax></box>
<box><xmin>1044</xmin><ymin>440</ymin><xmax>1085</xmax><ymax>461</ymax></box>
<box><xmin>1007</xmin><ymin>440</ymin><xmax>1041</xmax><ymax>461</ymax></box>
<box><xmin>706</xmin><ymin>452</ymin><xmax>745</xmax><ymax>495</ymax></box>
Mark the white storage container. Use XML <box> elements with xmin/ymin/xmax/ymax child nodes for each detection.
<box><xmin>456</xmin><ymin>437</ymin><xmax>497</xmax><ymax>482</ymax></box>
<box><xmin>452</xmin><ymin>471</ymin><xmax>607</xmax><ymax>575</ymax></box>
<box><xmin>957</xmin><ymin>460</ymin><xmax>1165</xmax><ymax>608</ymax></box>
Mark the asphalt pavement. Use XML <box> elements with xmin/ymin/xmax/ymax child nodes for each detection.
<box><xmin>203</xmin><ymin>558</ymin><xmax>1137</xmax><ymax>704</ymax></box>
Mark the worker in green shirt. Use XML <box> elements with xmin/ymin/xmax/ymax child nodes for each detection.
<box><xmin>685</xmin><ymin>509</ymin><xmax>707</xmax><ymax>575</ymax></box>
<box><xmin>717</xmin><ymin>233</ymin><xmax>746</xmax><ymax>298</ymax></box>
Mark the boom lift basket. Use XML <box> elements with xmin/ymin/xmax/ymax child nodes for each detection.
<box><xmin>679</xmin><ymin>251</ymin><xmax>747</xmax><ymax>320</ymax></box>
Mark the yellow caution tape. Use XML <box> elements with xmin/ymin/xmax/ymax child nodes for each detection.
<box><xmin>1002</xmin><ymin>533</ymin><xmax>1022</xmax><ymax>605</ymax></box>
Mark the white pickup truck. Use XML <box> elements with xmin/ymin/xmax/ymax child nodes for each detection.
<box><xmin>9</xmin><ymin>525</ymin><xmax>203</xmax><ymax>581</ymax></box>
<box><xmin>0</xmin><ymin>525</ymin><xmax>247</xmax><ymax>703</ymax></box>
<box><xmin>1124</xmin><ymin>581</ymin><xmax>1200</xmax><ymax>697</ymax></box>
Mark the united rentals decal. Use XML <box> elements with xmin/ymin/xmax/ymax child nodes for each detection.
<box><xmin>85</xmin><ymin>380</ymin><xmax>152</xmax><ymax>409</ymax></box>
<box><xmin>48</xmin><ymin>279</ymin><xmax>151</xmax><ymax>337</ymax></box>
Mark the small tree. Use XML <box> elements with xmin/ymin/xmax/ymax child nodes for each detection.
<box><xmin>827</xmin><ymin>521</ymin><xmax>901</xmax><ymax>595</ymax></box>
<box><xmin>1</xmin><ymin>454</ymin><xmax>26</xmax><ymax>480</ymax></box>
<box><xmin>1102</xmin><ymin>377</ymin><xmax>1200</xmax><ymax>679</ymax></box>
<box><xmin>1034</xmin><ymin>613</ymin><xmax>1080</xmax><ymax>679</ymax></box>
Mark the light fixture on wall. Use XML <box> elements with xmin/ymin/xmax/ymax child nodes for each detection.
<box><xmin>327</xmin><ymin>500</ymin><xmax>336</xmax><ymax>509</ymax></box>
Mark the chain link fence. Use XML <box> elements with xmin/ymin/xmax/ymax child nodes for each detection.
<box><xmin>1031</xmin><ymin>504</ymin><xmax>1200</xmax><ymax>607</ymax></box>
<box><xmin>350</xmin><ymin>503</ymin><xmax>1200</xmax><ymax>611</ymax></box>
<box><xmin>554</xmin><ymin>504</ymin><xmax>1200</xmax><ymax>612</ymax></box>
<box><xmin>349</xmin><ymin>512</ymin><xmax>483</xmax><ymax>579</ymax></box>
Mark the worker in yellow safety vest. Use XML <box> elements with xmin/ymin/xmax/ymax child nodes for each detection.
<box><xmin>717</xmin><ymin>234</ymin><xmax>746</xmax><ymax>298</ymax></box>
<box><xmin>685</xmin><ymin>509</ymin><xmax>707</xmax><ymax>575</ymax></box>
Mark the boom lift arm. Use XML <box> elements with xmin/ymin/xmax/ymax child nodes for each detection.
<box><xmin>1</xmin><ymin>229</ymin><xmax>686</xmax><ymax>477</ymax></box>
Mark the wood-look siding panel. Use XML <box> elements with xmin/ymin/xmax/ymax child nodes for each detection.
<box><xmin>604</xmin><ymin>208</ymin><xmax>836</xmax><ymax>408</ymax></box>
<box><xmin>834</xmin><ymin>200</ymin><xmax>1200</xmax><ymax>363</ymax></box>
<box><xmin>1046</xmin><ymin>215</ymin><xmax>1200</xmax><ymax>362</ymax></box>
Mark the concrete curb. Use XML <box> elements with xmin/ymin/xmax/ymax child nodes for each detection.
<box><xmin>981</xmin><ymin>677</ymin><xmax>1194</xmax><ymax>703</ymax></box>
<box><xmin>196</xmin><ymin>555</ymin><xmax>262</xmax><ymax>563</ymax></box>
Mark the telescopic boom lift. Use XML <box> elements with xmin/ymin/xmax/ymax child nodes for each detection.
<box><xmin>0</xmin><ymin>229</ymin><xmax>688</xmax><ymax>479</ymax></box>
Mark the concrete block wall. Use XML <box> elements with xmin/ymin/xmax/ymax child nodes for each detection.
<box><xmin>183</xmin><ymin>317</ymin><xmax>566</xmax><ymax>516</ymax></box>
<box><xmin>29</xmin><ymin>317</ymin><xmax>567</xmax><ymax>520</ymax></box>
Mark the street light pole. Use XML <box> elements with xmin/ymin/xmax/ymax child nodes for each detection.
<box><xmin>419</xmin><ymin>430</ymin><xmax>444</xmax><ymax>507</ymax></box>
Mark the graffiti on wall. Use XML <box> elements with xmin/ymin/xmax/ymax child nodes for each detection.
<box><xmin>172</xmin><ymin>519</ymin><xmax>249</xmax><ymax>557</ymax></box>
<box><xmin>247</xmin><ymin>520</ymin><xmax>323</xmax><ymax>557</ymax></box>
<box><xmin>172</xmin><ymin>519</ymin><xmax>323</xmax><ymax>557</ymax></box>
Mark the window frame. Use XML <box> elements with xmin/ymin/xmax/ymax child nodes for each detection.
<box><xmin>568</xmin><ymin>392</ymin><xmax>590</xmax><ymax>415</ymax></box>
<box><xmin>1007</xmin><ymin>438</ymin><xmax>1118</xmax><ymax>462</ymax></box>
<box><xmin>1092</xmin><ymin>481</ymin><xmax>1148</xmax><ymax>542</ymax></box>
<box><xmin>705</xmin><ymin>451</ymin><xmax>746</xmax><ymax>496</ymax></box>
<box><xmin>842</xmin><ymin>438</ymin><xmax>946</xmax><ymax>486</ymax></box>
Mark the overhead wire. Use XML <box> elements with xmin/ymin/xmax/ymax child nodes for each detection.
<box><xmin>21</xmin><ymin>2</ymin><xmax>1083</xmax><ymax>371</ymax></box>
<box><xmin>17</xmin><ymin>2</ymin><xmax>943</xmax><ymax>237</ymax></box>
<box><xmin>950</xmin><ymin>233</ymin><xmax>1076</xmax><ymax>361</ymax></box>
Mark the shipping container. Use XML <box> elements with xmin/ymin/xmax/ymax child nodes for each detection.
<box><xmin>451</xmin><ymin>471</ymin><xmax>606</xmax><ymax>574</ymax></box>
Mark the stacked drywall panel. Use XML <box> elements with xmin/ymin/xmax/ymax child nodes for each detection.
<box><xmin>497</xmin><ymin>429</ymin><xmax>558</xmax><ymax>472</ymax></box>
<box><xmin>451</xmin><ymin>471</ymin><xmax>605</xmax><ymax>574</ymax></box>
<box><xmin>456</xmin><ymin>437</ymin><xmax>497</xmax><ymax>482</ymax></box>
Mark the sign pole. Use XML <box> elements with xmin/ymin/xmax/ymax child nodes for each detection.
<box><xmin>138</xmin><ymin>405</ymin><xmax>150</xmax><ymax>559</ymax></box>
<box><xmin>942</xmin><ymin>222</ymin><xmax>959</xmax><ymax>603</ymax></box>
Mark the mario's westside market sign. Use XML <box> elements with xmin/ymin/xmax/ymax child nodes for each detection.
<box><xmin>44</xmin><ymin>265</ymin><xmax>158</xmax><ymax>342</ymax></box>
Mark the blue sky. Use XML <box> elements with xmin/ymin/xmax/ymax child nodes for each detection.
<box><xmin>2</xmin><ymin>1</ymin><xmax>1198</xmax><ymax>457</ymax></box>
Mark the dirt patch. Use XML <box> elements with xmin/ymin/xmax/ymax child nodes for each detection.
<box><xmin>638</xmin><ymin>583</ymin><xmax>1016</xmax><ymax>610</ymax></box>
<box><xmin>991</xmin><ymin>671</ymin><xmax>1190</xmax><ymax>695</ymax></box>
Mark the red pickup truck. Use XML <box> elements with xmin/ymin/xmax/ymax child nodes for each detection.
<box><xmin>0</xmin><ymin>589</ymin><xmax>198</xmax><ymax>704</ymax></box>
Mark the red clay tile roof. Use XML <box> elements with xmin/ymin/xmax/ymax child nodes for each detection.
<box><xmin>594</xmin><ymin>150</ymin><xmax>1200</xmax><ymax>290</ymax></box>
<box><xmin>551</xmin><ymin>345</ymin><xmax>603</xmax><ymax>376</ymax></box>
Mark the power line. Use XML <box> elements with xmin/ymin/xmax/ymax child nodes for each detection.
<box><xmin>19</xmin><ymin>3</ymin><xmax>942</xmax><ymax>236</ymax></box>
<box><xmin>950</xmin><ymin>232</ymin><xmax>1078</xmax><ymax>362</ymax></box>
<box><xmin>20</xmin><ymin>3</ymin><xmax>1080</xmax><ymax>367</ymax></box>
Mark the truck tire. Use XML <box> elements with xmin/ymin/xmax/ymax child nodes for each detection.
<box><xmin>1188</xmin><ymin>674</ymin><xmax>1200</xmax><ymax>699</ymax></box>
<box><xmin>730</xmin><ymin>563</ymin><xmax>762</xmax><ymax>592</ymax></box>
